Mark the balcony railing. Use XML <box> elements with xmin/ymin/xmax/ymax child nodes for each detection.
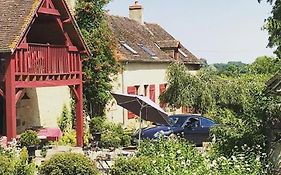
<box><xmin>15</xmin><ymin>43</ymin><xmax>81</xmax><ymax>75</ymax></box>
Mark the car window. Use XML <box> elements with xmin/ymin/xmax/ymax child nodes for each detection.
<box><xmin>201</xmin><ymin>118</ymin><xmax>215</xmax><ymax>127</ymax></box>
<box><xmin>185</xmin><ymin>117</ymin><xmax>200</xmax><ymax>128</ymax></box>
<box><xmin>169</xmin><ymin>116</ymin><xmax>188</xmax><ymax>127</ymax></box>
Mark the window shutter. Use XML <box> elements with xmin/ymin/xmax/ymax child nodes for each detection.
<box><xmin>159</xmin><ymin>84</ymin><xmax>167</xmax><ymax>108</ymax></box>
<box><xmin>149</xmin><ymin>85</ymin><xmax>155</xmax><ymax>102</ymax></box>
<box><xmin>127</xmin><ymin>86</ymin><xmax>136</xmax><ymax>119</ymax></box>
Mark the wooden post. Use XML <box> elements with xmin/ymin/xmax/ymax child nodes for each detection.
<box><xmin>75</xmin><ymin>83</ymin><xmax>84</xmax><ymax>147</ymax></box>
<box><xmin>5</xmin><ymin>58</ymin><xmax>16</xmax><ymax>140</ymax></box>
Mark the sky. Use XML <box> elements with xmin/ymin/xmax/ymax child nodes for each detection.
<box><xmin>106</xmin><ymin>0</ymin><xmax>275</xmax><ymax>64</ymax></box>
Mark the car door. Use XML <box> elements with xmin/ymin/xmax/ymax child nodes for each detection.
<box><xmin>183</xmin><ymin>118</ymin><xmax>204</xmax><ymax>145</ymax></box>
<box><xmin>200</xmin><ymin>117</ymin><xmax>216</xmax><ymax>142</ymax></box>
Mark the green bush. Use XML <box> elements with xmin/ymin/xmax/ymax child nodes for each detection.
<box><xmin>90</xmin><ymin>116</ymin><xmax>131</xmax><ymax>148</ymax></box>
<box><xmin>111</xmin><ymin>137</ymin><xmax>269</xmax><ymax>175</ymax></box>
<box><xmin>19</xmin><ymin>130</ymin><xmax>40</xmax><ymax>147</ymax></box>
<box><xmin>58</xmin><ymin>105</ymin><xmax>73</xmax><ymax>133</ymax></box>
<box><xmin>57</xmin><ymin>129</ymin><xmax>76</xmax><ymax>146</ymax></box>
<box><xmin>111</xmin><ymin>138</ymin><xmax>209</xmax><ymax>175</ymax></box>
<box><xmin>90</xmin><ymin>116</ymin><xmax>105</xmax><ymax>134</ymax></box>
<box><xmin>0</xmin><ymin>147</ymin><xmax>36</xmax><ymax>175</ymax></box>
<box><xmin>39</xmin><ymin>152</ymin><xmax>99</xmax><ymax>175</ymax></box>
<box><xmin>0</xmin><ymin>155</ymin><xmax>14</xmax><ymax>175</ymax></box>
<box><xmin>14</xmin><ymin>147</ymin><xmax>36</xmax><ymax>175</ymax></box>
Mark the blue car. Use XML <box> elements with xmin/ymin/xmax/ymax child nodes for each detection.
<box><xmin>135</xmin><ymin>114</ymin><xmax>216</xmax><ymax>146</ymax></box>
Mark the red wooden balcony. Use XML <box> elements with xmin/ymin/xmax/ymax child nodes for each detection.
<box><xmin>15</xmin><ymin>43</ymin><xmax>81</xmax><ymax>76</ymax></box>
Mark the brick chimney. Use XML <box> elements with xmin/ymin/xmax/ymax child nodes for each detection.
<box><xmin>129</xmin><ymin>1</ymin><xmax>144</xmax><ymax>25</ymax></box>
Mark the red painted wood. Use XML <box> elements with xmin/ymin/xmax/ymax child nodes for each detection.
<box><xmin>38</xmin><ymin>7</ymin><xmax>60</xmax><ymax>16</ymax></box>
<box><xmin>60</xmin><ymin>0</ymin><xmax>90</xmax><ymax>56</ymax></box>
<box><xmin>15</xmin><ymin>44</ymin><xmax>81</xmax><ymax>75</ymax></box>
<box><xmin>0</xmin><ymin>89</ymin><xmax>3</xmax><ymax>97</ymax></box>
<box><xmin>75</xmin><ymin>83</ymin><xmax>84</xmax><ymax>147</ymax></box>
<box><xmin>18</xmin><ymin>43</ymin><xmax>28</xmax><ymax>49</ymax></box>
<box><xmin>3</xmin><ymin>0</ymin><xmax>88</xmax><ymax>147</ymax></box>
<box><xmin>127</xmin><ymin>86</ymin><xmax>136</xmax><ymax>119</ymax></box>
<box><xmin>15</xmin><ymin>79</ymin><xmax>81</xmax><ymax>88</ymax></box>
<box><xmin>5</xmin><ymin>58</ymin><xmax>16</xmax><ymax>141</ymax></box>
<box><xmin>56</xmin><ymin>17</ymin><xmax>73</xmax><ymax>46</ymax></box>
<box><xmin>15</xmin><ymin>90</ymin><xmax>23</xmax><ymax>103</ymax></box>
<box><xmin>68</xmin><ymin>46</ymin><xmax>78</xmax><ymax>52</ymax></box>
<box><xmin>149</xmin><ymin>84</ymin><xmax>156</xmax><ymax>102</ymax></box>
<box><xmin>63</xmin><ymin>18</ymin><xmax>71</xmax><ymax>24</ymax></box>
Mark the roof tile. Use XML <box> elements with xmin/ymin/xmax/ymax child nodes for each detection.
<box><xmin>0</xmin><ymin>0</ymin><xmax>40</xmax><ymax>52</ymax></box>
<box><xmin>107</xmin><ymin>15</ymin><xmax>201</xmax><ymax>65</ymax></box>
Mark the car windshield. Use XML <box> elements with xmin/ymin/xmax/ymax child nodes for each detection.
<box><xmin>169</xmin><ymin>115</ymin><xmax>189</xmax><ymax>127</ymax></box>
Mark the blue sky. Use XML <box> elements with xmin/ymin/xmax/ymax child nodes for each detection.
<box><xmin>106</xmin><ymin>0</ymin><xmax>275</xmax><ymax>64</ymax></box>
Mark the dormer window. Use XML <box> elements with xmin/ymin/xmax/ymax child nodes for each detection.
<box><xmin>120</xmin><ymin>41</ymin><xmax>138</xmax><ymax>55</ymax></box>
<box><xmin>138</xmin><ymin>44</ymin><xmax>157</xmax><ymax>58</ymax></box>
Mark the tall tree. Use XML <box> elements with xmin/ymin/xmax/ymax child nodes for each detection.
<box><xmin>259</xmin><ymin>0</ymin><xmax>281</xmax><ymax>57</ymax></box>
<box><xmin>75</xmin><ymin>0</ymin><xmax>120</xmax><ymax>117</ymax></box>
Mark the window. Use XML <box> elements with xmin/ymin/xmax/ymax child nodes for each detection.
<box><xmin>179</xmin><ymin>49</ymin><xmax>188</xmax><ymax>58</ymax></box>
<box><xmin>200</xmin><ymin>118</ymin><xmax>215</xmax><ymax>127</ymax></box>
<box><xmin>120</xmin><ymin>41</ymin><xmax>138</xmax><ymax>55</ymax></box>
<box><xmin>144</xmin><ymin>85</ymin><xmax>148</xmax><ymax>96</ymax></box>
<box><xmin>138</xmin><ymin>44</ymin><xmax>157</xmax><ymax>58</ymax></box>
<box><xmin>149</xmin><ymin>85</ymin><xmax>155</xmax><ymax>102</ymax></box>
<box><xmin>159</xmin><ymin>84</ymin><xmax>167</xmax><ymax>108</ymax></box>
<box><xmin>127</xmin><ymin>86</ymin><xmax>137</xmax><ymax>119</ymax></box>
<box><xmin>135</xmin><ymin>85</ymin><xmax>140</xmax><ymax>95</ymax></box>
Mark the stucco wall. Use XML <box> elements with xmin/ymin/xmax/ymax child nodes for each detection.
<box><xmin>16</xmin><ymin>87</ymin><xmax>72</xmax><ymax>133</ymax></box>
<box><xmin>108</xmin><ymin>62</ymin><xmax>170</xmax><ymax>128</ymax></box>
<box><xmin>65</xmin><ymin>0</ymin><xmax>76</xmax><ymax>13</ymax></box>
<box><xmin>108</xmin><ymin>62</ymin><xmax>200</xmax><ymax>128</ymax></box>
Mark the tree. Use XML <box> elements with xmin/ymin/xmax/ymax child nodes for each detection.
<box><xmin>75</xmin><ymin>0</ymin><xmax>120</xmax><ymax>117</ymax></box>
<box><xmin>248</xmin><ymin>56</ymin><xmax>281</xmax><ymax>74</ymax></box>
<box><xmin>160</xmin><ymin>58</ymin><xmax>273</xmax><ymax>157</ymax></box>
<box><xmin>258</xmin><ymin>0</ymin><xmax>281</xmax><ymax>57</ymax></box>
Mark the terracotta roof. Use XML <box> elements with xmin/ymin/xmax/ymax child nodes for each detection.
<box><xmin>0</xmin><ymin>0</ymin><xmax>89</xmax><ymax>55</ymax></box>
<box><xmin>107</xmin><ymin>15</ymin><xmax>201</xmax><ymax>65</ymax></box>
<box><xmin>0</xmin><ymin>0</ymin><xmax>40</xmax><ymax>52</ymax></box>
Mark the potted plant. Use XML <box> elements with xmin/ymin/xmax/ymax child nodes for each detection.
<box><xmin>19</xmin><ymin>130</ymin><xmax>40</xmax><ymax>159</ymax></box>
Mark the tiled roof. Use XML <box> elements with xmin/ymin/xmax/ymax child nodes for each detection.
<box><xmin>0</xmin><ymin>0</ymin><xmax>89</xmax><ymax>55</ymax></box>
<box><xmin>266</xmin><ymin>73</ymin><xmax>281</xmax><ymax>93</ymax></box>
<box><xmin>107</xmin><ymin>15</ymin><xmax>201</xmax><ymax>65</ymax></box>
<box><xmin>0</xmin><ymin>0</ymin><xmax>40</xmax><ymax>52</ymax></box>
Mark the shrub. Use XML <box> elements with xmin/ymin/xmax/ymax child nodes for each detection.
<box><xmin>57</xmin><ymin>129</ymin><xmax>76</xmax><ymax>146</ymax></box>
<box><xmin>111</xmin><ymin>137</ymin><xmax>209</xmax><ymax>175</ymax></box>
<box><xmin>58</xmin><ymin>105</ymin><xmax>73</xmax><ymax>133</ymax></box>
<box><xmin>19</xmin><ymin>130</ymin><xmax>40</xmax><ymax>147</ymax></box>
<box><xmin>90</xmin><ymin>116</ymin><xmax>131</xmax><ymax>148</ymax></box>
<box><xmin>111</xmin><ymin>137</ymin><xmax>269</xmax><ymax>175</ymax></box>
<box><xmin>90</xmin><ymin>116</ymin><xmax>105</xmax><ymax>134</ymax></box>
<box><xmin>0</xmin><ymin>147</ymin><xmax>36</xmax><ymax>175</ymax></box>
<box><xmin>14</xmin><ymin>147</ymin><xmax>36</xmax><ymax>175</ymax></box>
<box><xmin>0</xmin><ymin>155</ymin><xmax>14</xmax><ymax>175</ymax></box>
<box><xmin>39</xmin><ymin>152</ymin><xmax>99</xmax><ymax>175</ymax></box>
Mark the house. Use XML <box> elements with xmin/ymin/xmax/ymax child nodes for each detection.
<box><xmin>0</xmin><ymin>0</ymin><xmax>88</xmax><ymax>146</ymax></box>
<box><xmin>266</xmin><ymin>73</ymin><xmax>281</xmax><ymax>94</ymax></box>
<box><xmin>107</xmin><ymin>1</ymin><xmax>202</xmax><ymax>127</ymax></box>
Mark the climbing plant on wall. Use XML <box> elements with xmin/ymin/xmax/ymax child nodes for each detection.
<box><xmin>75</xmin><ymin>0</ymin><xmax>120</xmax><ymax>117</ymax></box>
